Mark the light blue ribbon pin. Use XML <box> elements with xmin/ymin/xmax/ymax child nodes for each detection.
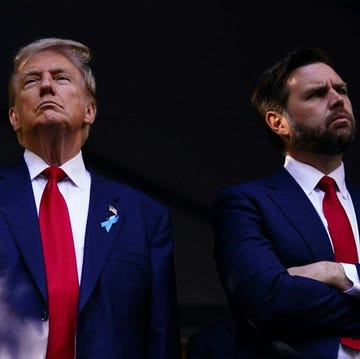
<box><xmin>101</xmin><ymin>214</ymin><xmax>119</xmax><ymax>233</ymax></box>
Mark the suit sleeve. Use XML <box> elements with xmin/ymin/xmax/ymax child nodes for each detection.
<box><xmin>213</xmin><ymin>186</ymin><xmax>360</xmax><ymax>338</ymax></box>
<box><xmin>146</xmin><ymin>205</ymin><xmax>181</xmax><ymax>359</ymax></box>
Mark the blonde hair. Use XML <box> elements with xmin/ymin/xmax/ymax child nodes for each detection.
<box><xmin>8</xmin><ymin>38</ymin><xmax>96</xmax><ymax>107</ymax></box>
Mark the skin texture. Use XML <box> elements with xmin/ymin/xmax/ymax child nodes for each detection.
<box><xmin>266</xmin><ymin>63</ymin><xmax>356</xmax><ymax>290</ymax></box>
<box><xmin>266</xmin><ymin>63</ymin><xmax>355</xmax><ymax>174</ymax></box>
<box><xmin>8</xmin><ymin>50</ymin><xmax>96</xmax><ymax>166</ymax></box>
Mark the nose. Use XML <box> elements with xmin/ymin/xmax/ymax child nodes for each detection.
<box><xmin>39</xmin><ymin>73</ymin><xmax>55</xmax><ymax>96</ymax></box>
<box><xmin>329</xmin><ymin>88</ymin><xmax>345</xmax><ymax>109</ymax></box>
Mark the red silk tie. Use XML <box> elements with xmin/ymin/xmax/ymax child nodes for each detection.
<box><xmin>39</xmin><ymin>167</ymin><xmax>79</xmax><ymax>358</ymax></box>
<box><xmin>318</xmin><ymin>175</ymin><xmax>360</xmax><ymax>350</ymax></box>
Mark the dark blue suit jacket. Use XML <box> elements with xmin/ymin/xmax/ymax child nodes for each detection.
<box><xmin>213</xmin><ymin>167</ymin><xmax>360</xmax><ymax>359</ymax></box>
<box><xmin>0</xmin><ymin>158</ymin><xmax>181</xmax><ymax>358</ymax></box>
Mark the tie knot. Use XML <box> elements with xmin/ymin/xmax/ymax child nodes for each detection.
<box><xmin>318</xmin><ymin>176</ymin><xmax>337</xmax><ymax>192</ymax></box>
<box><xmin>42</xmin><ymin>166</ymin><xmax>66</xmax><ymax>182</ymax></box>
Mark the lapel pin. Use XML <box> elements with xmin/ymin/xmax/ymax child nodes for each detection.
<box><xmin>101</xmin><ymin>205</ymin><xmax>119</xmax><ymax>233</ymax></box>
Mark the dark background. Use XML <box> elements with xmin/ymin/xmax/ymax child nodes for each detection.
<box><xmin>1</xmin><ymin>0</ymin><xmax>360</xmax><ymax>340</ymax></box>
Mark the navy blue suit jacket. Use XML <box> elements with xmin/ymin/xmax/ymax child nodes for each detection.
<box><xmin>213</xmin><ymin>167</ymin><xmax>360</xmax><ymax>359</ymax></box>
<box><xmin>0</xmin><ymin>158</ymin><xmax>181</xmax><ymax>358</ymax></box>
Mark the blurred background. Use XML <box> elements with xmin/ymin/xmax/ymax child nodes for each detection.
<box><xmin>1</xmin><ymin>0</ymin><xmax>360</xmax><ymax>345</ymax></box>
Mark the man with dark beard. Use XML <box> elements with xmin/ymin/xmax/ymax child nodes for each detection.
<box><xmin>212</xmin><ymin>47</ymin><xmax>360</xmax><ymax>358</ymax></box>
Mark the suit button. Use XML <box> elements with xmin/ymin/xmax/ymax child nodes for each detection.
<box><xmin>41</xmin><ymin>310</ymin><xmax>48</xmax><ymax>321</ymax></box>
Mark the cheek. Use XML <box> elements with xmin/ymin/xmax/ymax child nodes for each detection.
<box><xmin>15</xmin><ymin>95</ymin><xmax>37</xmax><ymax>115</ymax></box>
<box><xmin>291</xmin><ymin>105</ymin><xmax>324</xmax><ymax>126</ymax></box>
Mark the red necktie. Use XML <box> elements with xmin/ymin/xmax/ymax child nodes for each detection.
<box><xmin>318</xmin><ymin>175</ymin><xmax>360</xmax><ymax>349</ymax></box>
<box><xmin>39</xmin><ymin>167</ymin><xmax>79</xmax><ymax>358</ymax></box>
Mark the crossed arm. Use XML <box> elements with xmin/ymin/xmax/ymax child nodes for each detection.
<box><xmin>213</xmin><ymin>185</ymin><xmax>360</xmax><ymax>336</ymax></box>
<box><xmin>288</xmin><ymin>261</ymin><xmax>353</xmax><ymax>291</ymax></box>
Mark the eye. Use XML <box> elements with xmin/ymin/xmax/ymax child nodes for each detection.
<box><xmin>306</xmin><ymin>89</ymin><xmax>325</xmax><ymax>99</ymax></box>
<box><xmin>337</xmin><ymin>87</ymin><xmax>348</xmax><ymax>96</ymax></box>
<box><xmin>23</xmin><ymin>77</ymin><xmax>38</xmax><ymax>88</ymax></box>
<box><xmin>55</xmin><ymin>73</ymin><xmax>70</xmax><ymax>82</ymax></box>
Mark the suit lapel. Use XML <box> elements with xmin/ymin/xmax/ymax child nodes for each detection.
<box><xmin>266</xmin><ymin>168</ymin><xmax>334</xmax><ymax>260</ymax></box>
<box><xmin>0</xmin><ymin>163</ymin><xmax>127</xmax><ymax>309</ymax></box>
<box><xmin>0</xmin><ymin>159</ymin><xmax>48</xmax><ymax>300</ymax></box>
<box><xmin>78</xmin><ymin>172</ymin><xmax>125</xmax><ymax>311</ymax></box>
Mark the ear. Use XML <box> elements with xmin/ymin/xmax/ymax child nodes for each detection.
<box><xmin>8</xmin><ymin>107</ymin><xmax>21</xmax><ymax>131</ymax></box>
<box><xmin>84</xmin><ymin>102</ymin><xmax>97</xmax><ymax>125</ymax></box>
<box><xmin>265</xmin><ymin>111</ymin><xmax>290</xmax><ymax>137</ymax></box>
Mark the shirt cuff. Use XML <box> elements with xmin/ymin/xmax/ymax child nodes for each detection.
<box><xmin>341</xmin><ymin>263</ymin><xmax>360</xmax><ymax>297</ymax></box>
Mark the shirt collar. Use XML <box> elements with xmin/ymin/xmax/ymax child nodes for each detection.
<box><xmin>284</xmin><ymin>155</ymin><xmax>348</xmax><ymax>198</ymax></box>
<box><xmin>24</xmin><ymin>149</ymin><xmax>88</xmax><ymax>190</ymax></box>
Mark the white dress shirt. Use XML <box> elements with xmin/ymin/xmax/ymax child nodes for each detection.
<box><xmin>284</xmin><ymin>155</ymin><xmax>360</xmax><ymax>359</ymax></box>
<box><xmin>24</xmin><ymin>149</ymin><xmax>91</xmax><ymax>283</ymax></box>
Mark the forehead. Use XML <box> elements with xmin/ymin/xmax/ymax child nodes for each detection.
<box><xmin>17</xmin><ymin>50</ymin><xmax>78</xmax><ymax>74</ymax></box>
<box><xmin>287</xmin><ymin>62</ymin><xmax>344</xmax><ymax>89</ymax></box>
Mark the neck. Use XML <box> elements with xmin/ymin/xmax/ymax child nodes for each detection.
<box><xmin>19</xmin><ymin>128</ymin><xmax>83</xmax><ymax>166</ymax></box>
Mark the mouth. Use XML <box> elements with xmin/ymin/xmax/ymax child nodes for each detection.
<box><xmin>331</xmin><ymin>117</ymin><xmax>351</xmax><ymax>126</ymax></box>
<box><xmin>36</xmin><ymin>101</ymin><xmax>61</xmax><ymax>111</ymax></box>
<box><xmin>328</xmin><ymin>112</ymin><xmax>353</xmax><ymax>127</ymax></box>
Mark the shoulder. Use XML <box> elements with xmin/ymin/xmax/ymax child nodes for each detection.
<box><xmin>0</xmin><ymin>157</ymin><xmax>28</xmax><ymax>175</ymax></box>
<box><xmin>212</xmin><ymin>168</ymin><xmax>296</xmax><ymax>217</ymax></box>
<box><xmin>213</xmin><ymin>176</ymin><xmax>272</xmax><ymax>203</ymax></box>
<box><xmin>214</xmin><ymin>167</ymin><xmax>293</xmax><ymax>200</ymax></box>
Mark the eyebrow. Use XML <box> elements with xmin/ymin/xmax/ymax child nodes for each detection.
<box><xmin>303</xmin><ymin>81</ymin><xmax>347</xmax><ymax>96</ymax></box>
<box><xmin>21</xmin><ymin>66</ymin><xmax>72</xmax><ymax>77</ymax></box>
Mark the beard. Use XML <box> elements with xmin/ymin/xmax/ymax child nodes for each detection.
<box><xmin>288</xmin><ymin>111</ymin><xmax>356</xmax><ymax>155</ymax></box>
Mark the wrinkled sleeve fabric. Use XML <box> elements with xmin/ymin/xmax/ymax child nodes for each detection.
<box><xmin>213</xmin><ymin>184</ymin><xmax>360</xmax><ymax>338</ymax></box>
